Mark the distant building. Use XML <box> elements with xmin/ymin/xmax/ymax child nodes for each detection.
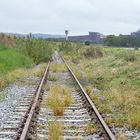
<box><xmin>68</xmin><ymin>32</ymin><xmax>105</xmax><ymax>44</ymax></box>
<box><xmin>131</xmin><ymin>30</ymin><xmax>140</xmax><ymax>38</ymax></box>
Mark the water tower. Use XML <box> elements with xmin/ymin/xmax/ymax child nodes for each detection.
<box><xmin>65</xmin><ymin>30</ymin><xmax>69</xmax><ymax>41</ymax></box>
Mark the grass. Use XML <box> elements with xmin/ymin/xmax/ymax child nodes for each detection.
<box><xmin>69</xmin><ymin>63</ymin><xmax>84</xmax><ymax>81</ymax></box>
<box><xmin>85</xmin><ymin>123</ymin><xmax>99</xmax><ymax>135</ymax></box>
<box><xmin>124</xmin><ymin>50</ymin><xmax>137</xmax><ymax>62</ymax></box>
<box><xmin>62</xmin><ymin>45</ymin><xmax>140</xmax><ymax>132</ymax></box>
<box><xmin>0</xmin><ymin>44</ymin><xmax>34</xmax><ymax>76</ymax></box>
<box><xmin>0</xmin><ymin>63</ymin><xmax>47</xmax><ymax>89</ymax></box>
<box><xmin>47</xmin><ymin>85</ymin><xmax>72</xmax><ymax>116</ymax></box>
<box><xmin>50</xmin><ymin>64</ymin><xmax>67</xmax><ymax>73</ymax></box>
<box><xmin>0</xmin><ymin>94</ymin><xmax>6</xmax><ymax>102</ymax></box>
<box><xmin>116</xmin><ymin>134</ymin><xmax>126</xmax><ymax>140</ymax></box>
<box><xmin>48</xmin><ymin>121</ymin><xmax>63</xmax><ymax>140</ymax></box>
<box><xmin>48</xmin><ymin>74</ymin><xmax>57</xmax><ymax>81</ymax></box>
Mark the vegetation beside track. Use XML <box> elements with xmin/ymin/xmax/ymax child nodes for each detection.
<box><xmin>0</xmin><ymin>34</ymin><xmax>55</xmax><ymax>89</ymax></box>
<box><xmin>61</xmin><ymin>42</ymin><xmax>140</xmax><ymax>132</ymax></box>
<box><xmin>0</xmin><ymin>33</ymin><xmax>140</xmax><ymax>132</ymax></box>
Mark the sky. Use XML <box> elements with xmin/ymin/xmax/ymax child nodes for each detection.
<box><xmin>0</xmin><ymin>0</ymin><xmax>140</xmax><ymax>35</ymax></box>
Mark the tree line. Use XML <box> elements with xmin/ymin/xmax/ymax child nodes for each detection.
<box><xmin>104</xmin><ymin>35</ymin><xmax>140</xmax><ymax>48</ymax></box>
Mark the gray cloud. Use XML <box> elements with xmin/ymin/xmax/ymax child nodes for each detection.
<box><xmin>0</xmin><ymin>0</ymin><xmax>140</xmax><ymax>35</ymax></box>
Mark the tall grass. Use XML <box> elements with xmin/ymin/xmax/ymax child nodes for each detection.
<box><xmin>47</xmin><ymin>85</ymin><xmax>72</xmax><ymax>116</ymax></box>
<box><xmin>48</xmin><ymin>121</ymin><xmax>63</xmax><ymax>140</ymax></box>
<box><xmin>62</xmin><ymin>45</ymin><xmax>140</xmax><ymax>131</ymax></box>
<box><xmin>124</xmin><ymin>50</ymin><xmax>136</xmax><ymax>62</ymax></box>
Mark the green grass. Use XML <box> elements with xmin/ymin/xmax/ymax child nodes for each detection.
<box><xmin>0</xmin><ymin>94</ymin><xmax>6</xmax><ymax>102</ymax></box>
<box><xmin>0</xmin><ymin>44</ymin><xmax>37</xmax><ymax>89</ymax></box>
<box><xmin>0</xmin><ymin>44</ymin><xmax>34</xmax><ymax>76</ymax></box>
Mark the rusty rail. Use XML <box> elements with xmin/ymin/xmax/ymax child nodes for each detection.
<box><xmin>63</xmin><ymin>58</ymin><xmax>116</xmax><ymax>140</ymax></box>
<box><xmin>19</xmin><ymin>62</ymin><xmax>50</xmax><ymax>140</ymax></box>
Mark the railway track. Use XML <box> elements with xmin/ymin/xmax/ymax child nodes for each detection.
<box><xmin>0</xmin><ymin>53</ymin><xmax>116</xmax><ymax>140</ymax></box>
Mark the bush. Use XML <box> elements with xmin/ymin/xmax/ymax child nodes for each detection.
<box><xmin>134</xmin><ymin>47</ymin><xmax>139</xmax><ymax>50</ymax></box>
<box><xmin>85</xmin><ymin>41</ymin><xmax>90</xmax><ymax>46</ymax></box>
<box><xmin>17</xmin><ymin>38</ymin><xmax>53</xmax><ymax>64</ymax></box>
<box><xmin>83</xmin><ymin>46</ymin><xmax>103</xmax><ymax>58</ymax></box>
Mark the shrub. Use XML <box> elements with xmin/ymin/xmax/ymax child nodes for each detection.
<box><xmin>83</xmin><ymin>46</ymin><xmax>103</xmax><ymax>58</ymax></box>
<box><xmin>85</xmin><ymin>41</ymin><xmax>90</xmax><ymax>46</ymax></box>
<box><xmin>17</xmin><ymin>38</ymin><xmax>53</xmax><ymax>64</ymax></box>
<box><xmin>134</xmin><ymin>47</ymin><xmax>139</xmax><ymax>50</ymax></box>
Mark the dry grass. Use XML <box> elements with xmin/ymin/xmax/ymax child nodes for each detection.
<box><xmin>47</xmin><ymin>85</ymin><xmax>72</xmax><ymax>116</ymax></box>
<box><xmin>85</xmin><ymin>123</ymin><xmax>98</xmax><ymax>135</ymax></box>
<box><xmin>48</xmin><ymin>74</ymin><xmax>57</xmax><ymax>81</ymax></box>
<box><xmin>30</xmin><ymin>63</ymin><xmax>47</xmax><ymax>77</ymax></box>
<box><xmin>128</xmin><ymin>111</ymin><xmax>140</xmax><ymax>131</ymax></box>
<box><xmin>85</xmin><ymin>86</ymin><xmax>93</xmax><ymax>96</ymax></box>
<box><xmin>0</xmin><ymin>63</ymin><xmax>47</xmax><ymax>89</ymax></box>
<box><xmin>48</xmin><ymin>121</ymin><xmax>64</xmax><ymax>140</ymax></box>
<box><xmin>63</xmin><ymin>47</ymin><xmax>140</xmax><ymax>132</ymax></box>
<box><xmin>70</xmin><ymin>63</ymin><xmax>84</xmax><ymax>81</ymax></box>
<box><xmin>50</xmin><ymin>64</ymin><xmax>67</xmax><ymax>73</ymax></box>
<box><xmin>116</xmin><ymin>134</ymin><xmax>127</xmax><ymax>140</ymax></box>
<box><xmin>90</xmin><ymin>86</ymin><xmax>140</xmax><ymax>130</ymax></box>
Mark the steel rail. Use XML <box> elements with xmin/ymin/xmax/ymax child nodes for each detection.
<box><xmin>63</xmin><ymin>58</ymin><xmax>116</xmax><ymax>140</ymax></box>
<box><xmin>19</xmin><ymin>62</ymin><xmax>50</xmax><ymax>140</ymax></box>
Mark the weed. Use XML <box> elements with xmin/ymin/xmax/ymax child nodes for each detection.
<box><xmin>116</xmin><ymin>134</ymin><xmax>127</xmax><ymax>140</ymax></box>
<box><xmin>50</xmin><ymin>64</ymin><xmax>67</xmax><ymax>73</ymax></box>
<box><xmin>128</xmin><ymin>111</ymin><xmax>140</xmax><ymax>131</ymax></box>
<box><xmin>85</xmin><ymin>86</ymin><xmax>93</xmax><ymax>96</ymax></box>
<box><xmin>48</xmin><ymin>75</ymin><xmax>57</xmax><ymax>81</ymax></box>
<box><xmin>47</xmin><ymin>85</ymin><xmax>72</xmax><ymax>116</ymax></box>
<box><xmin>85</xmin><ymin>123</ymin><xmax>98</xmax><ymax>135</ymax></box>
<box><xmin>48</xmin><ymin>121</ymin><xmax>63</xmax><ymax>140</ymax></box>
<box><xmin>0</xmin><ymin>63</ymin><xmax>46</xmax><ymax>89</ymax></box>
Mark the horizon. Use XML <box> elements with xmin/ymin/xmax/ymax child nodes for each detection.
<box><xmin>2</xmin><ymin>29</ymin><xmax>138</xmax><ymax>36</ymax></box>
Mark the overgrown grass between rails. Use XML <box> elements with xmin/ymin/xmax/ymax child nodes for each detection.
<box><xmin>50</xmin><ymin>64</ymin><xmax>67</xmax><ymax>73</ymax></box>
<box><xmin>48</xmin><ymin>74</ymin><xmax>57</xmax><ymax>81</ymax></box>
<box><xmin>48</xmin><ymin>121</ymin><xmax>64</xmax><ymax>140</ymax></box>
<box><xmin>46</xmin><ymin>85</ymin><xmax>72</xmax><ymax>116</ymax></box>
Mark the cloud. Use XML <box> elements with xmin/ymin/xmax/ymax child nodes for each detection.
<box><xmin>0</xmin><ymin>0</ymin><xmax>140</xmax><ymax>35</ymax></box>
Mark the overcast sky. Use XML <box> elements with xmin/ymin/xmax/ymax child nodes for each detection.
<box><xmin>0</xmin><ymin>0</ymin><xmax>140</xmax><ymax>35</ymax></box>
